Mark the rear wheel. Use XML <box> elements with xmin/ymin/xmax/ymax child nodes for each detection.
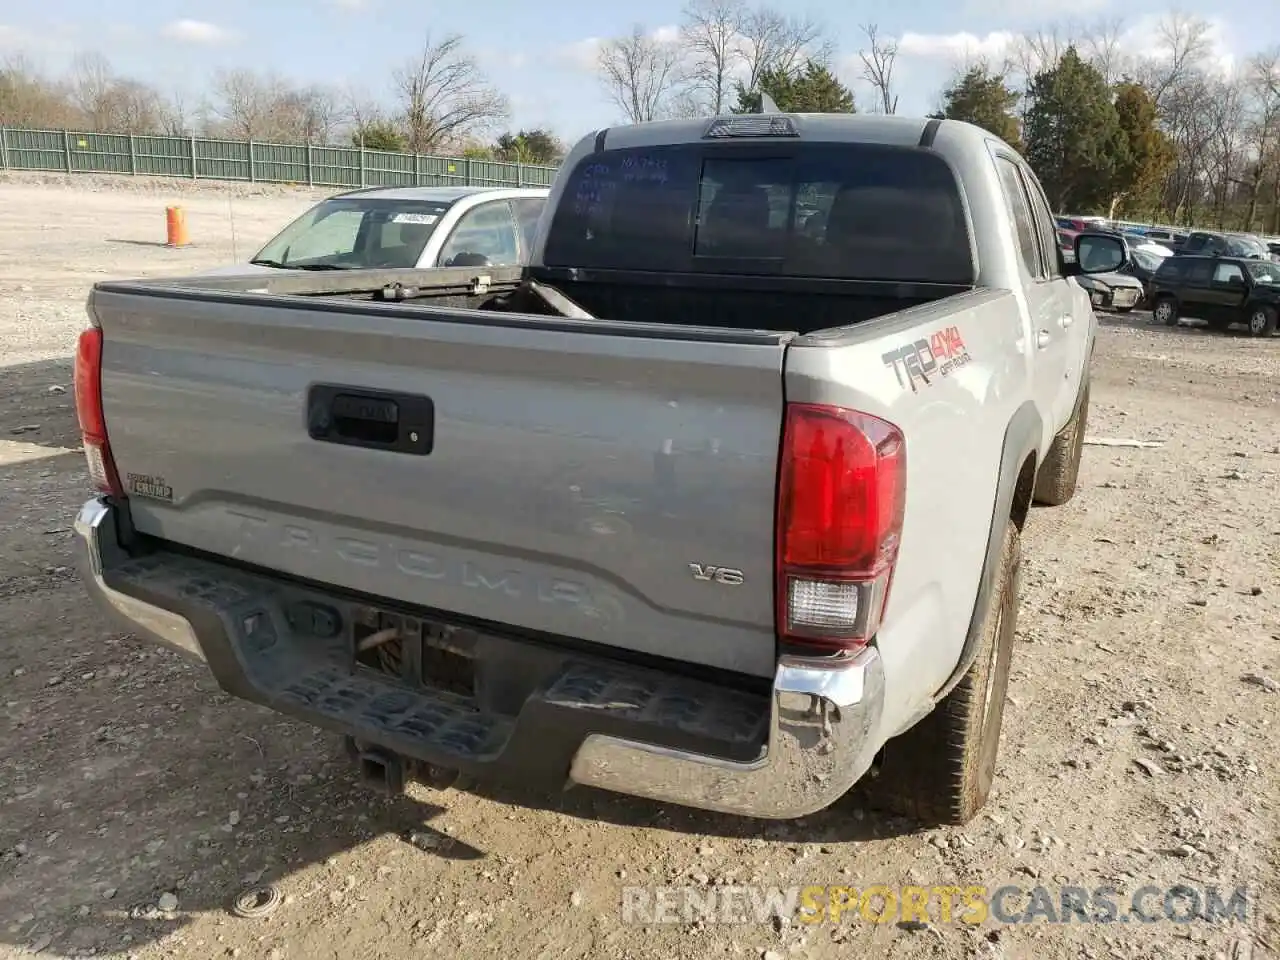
<box><xmin>1247</xmin><ymin>305</ymin><xmax>1278</xmax><ymax>337</ymax></box>
<box><xmin>864</xmin><ymin>522</ymin><xmax>1021</xmax><ymax>826</ymax></box>
<box><xmin>1153</xmin><ymin>296</ymin><xmax>1178</xmax><ymax>326</ymax></box>
<box><xmin>1033</xmin><ymin>380</ymin><xmax>1089</xmax><ymax>507</ymax></box>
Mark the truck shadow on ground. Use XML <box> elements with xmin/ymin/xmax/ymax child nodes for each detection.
<box><xmin>455</xmin><ymin>777</ymin><xmax>912</xmax><ymax>844</ymax></box>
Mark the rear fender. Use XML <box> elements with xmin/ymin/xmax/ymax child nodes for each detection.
<box><xmin>931</xmin><ymin>400</ymin><xmax>1040</xmax><ymax>703</ymax></box>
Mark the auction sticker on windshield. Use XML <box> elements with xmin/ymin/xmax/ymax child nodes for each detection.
<box><xmin>391</xmin><ymin>213</ymin><xmax>438</xmax><ymax>225</ymax></box>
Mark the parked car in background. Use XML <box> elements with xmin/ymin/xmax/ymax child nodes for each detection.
<box><xmin>1149</xmin><ymin>255</ymin><xmax>1280</xmax><ymax>336</ymax></box>
<box><xmin>1172</xmin><ymin>231</ymin><xmax>1271</xmax><ymax>260</ymax></box>
<box><xmin>192</xmin><ymin>186</ymin><xmax>550</xmax><ymax>279</ymax></box>
<box><xmin>1058</xmin><ymin>227</ymin><xmax>1079</xmax><ymax>263</ymax></box>
<box><xmin>1142</xmin><ymin>228</ymin><xmax>1189</xmax><ymax>252</ymax></box>
<box><xmin>1118</xmin><ymin>246</ymin><xmax>1169</xmax><ymax>301</ymax></box>
<box><xmin>1072</xmin><ymin>232</ymin><xmax>1146</xmax><ymax>311</ymax></box>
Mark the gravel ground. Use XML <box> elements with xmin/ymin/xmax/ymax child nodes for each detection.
<box><xmin>0</xmin><ymin>181</ymin><xmax>1277</xmax><ymax>960</ymax></box>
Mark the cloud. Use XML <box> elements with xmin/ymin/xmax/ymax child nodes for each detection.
<box><xmin>651</xmin><ymin>25</ymin><xmax>681</xmax><ymax>45</ymax></box>
<box><xmin>160</xmin><ymin>19</ymin><xmax>233</xmax><ymax>45</ymax></box>
<box><xmin>556</xmin><ymin>25</ymin><xmax>681</xmax><ymax>73</ymax></box>
<box><xmin>476</xmin><ymin>47</ymin><xmax>531</xmax><ymax>71</ymax></box>
<box><xmin>557</xmin><ymin>37</ymin><xmax>605</xmax><ymax>72</ymax></box>
<box><xmin>896</xmin><ymin>30</ymin><xmax>1018</xmax><ymax>63</ymax></box>
<box><xmin>962</xmin><ymin>0</ymin><xmax>1111</xmax><ymax>19</ymax></box>
<box><xmin>1117</xmin><ymin>14</ymin><xmax>1237</xmax><ymax>75</ymax></box>
<box><xmin>326</xmin><ymin>0</ymin><xmax>372</xmax><ymax>9</ymax></box>
<box><xmin>891</xmin><ymin>15</ymin><xmax>1238</xmax><ymax>77</ymax></box>
<box><xmin>0</xmin><ymin>24</ymin><xmax>32</xmax><ymax>48</ymax></box>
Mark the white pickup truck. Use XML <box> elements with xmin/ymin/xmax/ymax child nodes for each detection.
<box><xmin>73</xmin><ymin>114</ymin><xmax>1125</xmax><ymax>824</ymax></box>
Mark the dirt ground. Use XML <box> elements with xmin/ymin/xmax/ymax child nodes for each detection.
<box><xmin>0</xmin><ymin>174</ymin><xmax>1276</xmax><ymax>960</ymax></box>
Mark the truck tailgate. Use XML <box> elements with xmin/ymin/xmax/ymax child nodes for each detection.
<box><xmin>89</xmin><ymin>286</ymin><xmax>792</xmax><ymax>678</ymax></box>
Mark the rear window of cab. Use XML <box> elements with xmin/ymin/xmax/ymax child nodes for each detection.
<box><xmin>543</xmin><ymin>141</ymin><xmax>975</xmax><ymax>285</ymax></box>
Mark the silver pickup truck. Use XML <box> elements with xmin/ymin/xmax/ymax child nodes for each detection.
<box><xmin>73</xmin><ymin>115</ymin><xmax>1127</xmax><ymax>825</ymax></box>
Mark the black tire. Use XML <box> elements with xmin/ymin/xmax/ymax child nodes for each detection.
<box><xmin>863</xmin><ymin>523</ymin><xmax>1021</xmax><ymax>826</ymax></box>
<box><xmin>1032</xmin><ymin>380</ymin><xmax>1089</xmax><ymax>507</ymax></box>
<box><xmin>1246</xmin><ymin>305</ymin><xmax>1278</xmax><ymax>338</ymax></box>
<box><xmin>1153</xmin><ymin>296</ymin><xmax>1178</xmax><ymax>326</ymax></box>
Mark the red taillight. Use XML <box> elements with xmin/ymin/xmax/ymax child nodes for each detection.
<box><xmin>776</xmin><ymin>403</ymin><xmax>905</xmax><ymax>654</ymax></box>
<box><xmin>74</xmin><ymin>326</ymin><xmax>125</xmax><ymax>498</ymax></box>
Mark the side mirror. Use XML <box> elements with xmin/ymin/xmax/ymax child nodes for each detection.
<box><xmin>1070</xmin><ymin>233</ymin><xmax>1127</xmax><ymax>276</ymax></box>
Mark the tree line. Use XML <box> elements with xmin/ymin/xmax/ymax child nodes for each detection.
<box><xmin>595</xmin><ymin>4</ymin><xmax>1280</xmax><ymax>233</ymax></box>
<box><xmin>0</xmin><ymin>39</ymin><xmax>564</xmax><ymax>165</ymax></box>
<box><xmin>4</xmin><ymin>11</ymin><xmax>1280</xmax><ymax>232</ymax></box>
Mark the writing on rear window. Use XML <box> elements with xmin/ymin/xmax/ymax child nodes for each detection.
<box><xmin>881</xmin><ymin>326</ymin><xmax>972</xmax><ymax>393</ymax></box>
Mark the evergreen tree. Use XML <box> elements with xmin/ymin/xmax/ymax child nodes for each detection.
<box><xmin>934</xmin><ymin>66</ymin><xmax>1022</xmax><ymax>151</ymax></box>
<box><xmin>1023</xmin><ymin>48</ymin><xmax>1130</xmax><ymax>212</ymax></box>
<box><xmin>352</xmin><ymin>120</ymin><xmax>406</xmax><ymax>152</ymax></box>
<box><xmin>733</xmin><ymin>60</ymin><xmax>856</xmax><ymax>114</ymax></box>
<box><xmin>1112</xmin><ymin>82</ymin><xmax>1176</xmax><ymax>217</ymax></box>
<box><xmin>493</xmin><ymin>128</ymin><xmax>564</xmax><ymax>165</ymax></box>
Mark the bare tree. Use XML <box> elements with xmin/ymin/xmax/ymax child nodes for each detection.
<box><xmin>1159</xmin><ymin>72</ymin><xmax>1218</xmax><ymax>223</ymax></box>
<box><xmin>0</xmin><ymin>55</ymin><xmax>78</xmax><ymax>128</ymax></box>
<box><xmin>597</xmin><ymin>25</ymin><xmax>686</xmax><ymax>123</ymax></box>
<box><xmin>392</xmin><ymin>33</ymin><xmax>508</xmax><ymax>153</ymax></box>
<box><xmin>1138</xmin><ymin>13</ymin><xmax>1213</xmax><ymax>112</ymax></box>
<box><xmin>1077</xmin><ymin>18</ymin><xmax>1129</xmax><ymax>85</ymax></box>
<box><xmin>210</xmin><ymin>68</ymin><xmax>280</xmax><ymax>139</ymax></box>
<box><xmin>737</xmin><ymin>7</ymin><xmax>826</xmax><ymax>93</ymax></box>
<box><xmin>679</xmin><ymin>0</ymin><xmax>744</xmax><ymax>114</ymax></box>
<box><xmin>1241</xmin><ymin>49</ymin><xmax>1280</xmax><ymax>230</ymax></box>
<box><xmin>278</xmin><ymin>85</ymin><xmax>346</xmax><ymax>143</ymax></box>
<box><xmin>158</xmin><ymin>90</ymin><xmax>192</xmax><ymax>136</ymax></box>
<box><xmin>858</xmin><ymin>24</ymin><xmax>899</xmax><ymax>115</ymax></box>
<box><xmin>68</xmin><ymin>52</ymin><xmax>115</xmax><ymax>130</ymax></box>
<box><xmin>1203</xmin><ymin>76</ymin><xmax>1247</xmax><ymax>226</ymax></box>
<box><xmin>65</xmin><ymin>52</ymin><xmax>164</xmax><ymax>133</ymax></box>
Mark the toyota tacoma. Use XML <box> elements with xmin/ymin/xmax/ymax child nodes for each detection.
<box><xmin>72</xmin><ymin>114</ymin><xmax>1122</xmax><ymax>825</ymax></box>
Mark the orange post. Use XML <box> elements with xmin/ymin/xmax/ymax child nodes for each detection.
<box><xmin>165</xmin><ymin>206</ymin><xmax>190</xmax><ymax>247</ymax></box>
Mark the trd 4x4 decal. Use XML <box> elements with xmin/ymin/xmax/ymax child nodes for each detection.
<box><xmin>882</xmin><ymin>326</ymin><xmax>972</xmax><ymax>393</ymax></box>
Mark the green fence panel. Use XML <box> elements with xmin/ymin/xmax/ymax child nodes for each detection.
<box><xmin>468</xmin><ymin>159</ymin><xmax>516</xmax><ymax>186</ymax></box>
<box><xmin>66</xmin><ymin>132</ymin><xmax>131</xmax><ymax>173</ymax></box>
<box><xmin>364</xmin><ymin>149</ymin><xmax>417</xmax><ymax>187</ymax></box>
<box><xmin>195</xmin><ymin>138</ymin><xmax>251</xmax><ymax>180</ymax></box>
<box><xmin>3</xmin><ymin>128</ymin><xmax>67</xmax><ymax>171</ymax></box>
<box><xmin>309</xmin><ymin>146</ymin><xmax>360</xmax><ymax>187</ymax></box>
<box><xmin>252</xmin><ymin>142</ymin><xmax>308</xmax><ymax>184</ymax></box>
<box><xmin>415</xmin><ymin>154</ymin><xmax>467</xmax><ymax>186</ymax></box>
<box><xmin>132</xmin><ymin>135</ymin><xmax>192</xmax><ymax>177</ymax></box>
<box><xmin>0</xmin><ymin>126</ymin><xmax>561</xmax><ymax>188</ymax></box>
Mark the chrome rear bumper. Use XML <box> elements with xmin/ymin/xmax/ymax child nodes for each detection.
<box><xmin>570</xmin><ymin>648</ymin><xmax>884</xmax><ymax>818</ymax></box>
<box><xmin>75</xmin><ymin>496</ymin><xmax>885</xmax><ymax>819</ymax></box>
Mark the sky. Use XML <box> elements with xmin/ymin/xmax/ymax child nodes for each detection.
<box><xmin>1</xmin><ymin>0</ymin><xmax>1278</xmax><ymax>149</ymax></box>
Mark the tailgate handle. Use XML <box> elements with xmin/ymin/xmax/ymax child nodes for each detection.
<box><xmin>307</xmin><ymin>385</ymin><xmax>434</xmax><ymax>456</ymax></box>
